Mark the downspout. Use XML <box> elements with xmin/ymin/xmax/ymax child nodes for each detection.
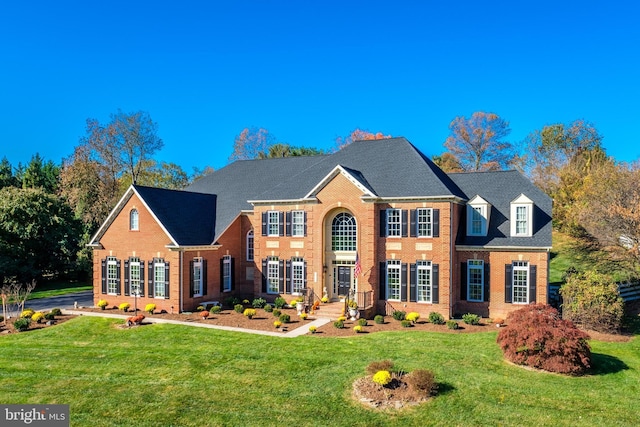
<box><xmin>179</xmin><ymin>250</ymin><xmax>184</xmax><ymax>313</ymax></box>
<box><xmin>449</xmin><ymin>203</ymin><xmax>454</xmax><ymax>319</ymax></box>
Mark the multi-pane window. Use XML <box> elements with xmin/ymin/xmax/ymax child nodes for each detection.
<box><xmin>468</xmin><ymin>260</ymin><xmax>484</xmax><ymax>302</ymax></box>
<box><xmin>471</xmin><ymin>206</ymin><xmax>484</xmax><ymax>235</ymax></box>
<box><xmin>107</xmin><ymin>256</ymin><xmax>118</xmax><ymax>294</ymax></box>
<box><xmin>192</xmin><ymin>257</ymin><xmax>203</xmax><ymax>297</ymax></box>
<box><xmin>292</xmin><ymin>211</ymin><xmax>305</xmax><ymax>237</ymax></box>
<box><xmin>267</xmin><ymin>257</ymin><xmax>280</xmax><ymax>294</ymax></box>
<box><xmin>417</xmin><ymin>260</ymin><xmax>432</xmax><ymax>303</ymax></box>
<box><xmin>512</xmin><ymin>261</ymin><xmax>529</xmax><ymax>303</ymax></box>
<box><xmin>154</xmin><ymin>260</ymin><xmax>166</xmax><ymax>298</ymax></box>
<box><xmin>515</xmin><ymin>206</ymin><xmax>528</xmax><ymax>235</ymax></box>
<box><xmin>246</xmin><ymin>230</ymin><xmax>254</xmax><ymax>261</ymax></box>
<box><xmin>387</xmin><ymin>260</ymin><xmax>401</xmax><ymax>301</ymax></box>
<box><xmin>130</xmin><ymin>209</ymin><xmax>139</xmax><ymax>231</ymax></box>
<box><xmin>129</xmin><ymin>257</ymin><xmax>141</xmax><ymax>296</ymax></box>
<box><xmin>386</xmin><ymin>209</ymin><xmax>401</xmax><ymax>237</ymax></box>
<box><xmin>267</xmin><ymin>211</ymin><xmax>280</xmax><ymax>236</ymax></box>
<box><xmin>417</xmin><ymin>208</ymin><xmax>432</xmax><ymax>237</ymax></box>
<box><xmin>291</xmin><ymin>257</ymin><xmax>305</xmax><ymax>294</ymax></box>
<box><xmin>331</xmin><ymin>213</ymin><xmax>356</xmax><ymax>251</ymax></box>
<box><xmin>222</xmin><ymin>255</ymin><xmax>232</xmax><ymax>292</ymax></box>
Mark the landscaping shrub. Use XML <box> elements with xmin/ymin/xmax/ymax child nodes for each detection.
<box><xmin>353</xmin><ymin>325</ymin><xmax>363</xmax><ymax>333</ymax></box>
<box><xmin>200</xmin><ymin>310</ymin><xmax>210</xmax><ymax>319</ymax></box>
<box><xmin>357</xmin><ymin>318</ymin><xmax>368</xmax><ymax>326</ymax></box>
<box><xmin>234</xmin><ymin>303</ymin><xmax>244</xmax><ymax>313</ymax></box>
<box><xmin>263</xmin><ymin>303</ymin><xmax>273</xmax><ymax>313</ymax></box>
<box><xmin>144</xmin><ymin>304</ymin><xmax>156</xmax><ymax>314</ymax></box>
<box><xmin>274</xmin><ymin>297</ymin><xmax>286</xmax><ymax>309</ymax></box>
<box><xmin>366</xmin><ymin>360</ymin><xmax>394</xmax><ymax>374</ymax></box>
<box><xmin>252</xmin><ymin>298</ymin><xmax>266</xmax><ymax>308</ymax></box>
<box><xmin>462</xmin><ymin>313</ymin><xmax>481</xmax><ymax>325</ymax></box>
<box><xmin>196</xmin><ymin>305</ymin><xmax>205</xmax><ymax>312</ymax></box>
<box><xmin>299</xmin><ymin>312</ymin><xmax>308</xmax><ymax>320</ymax></box>
<box><xmin>44</xmin><ymin>312</ymin><xmax>55</xmax><ymax>321</ymax></box>
<box><xmin>50</xmin><ymin>308</ymin><xmax>62</xmax><ymax>316</ymax></box>
<box><xmin>446</xmin><ymin>320</ymin><xmax>459</xmax><ymax>330</ymax></box>
<box><xmin>496</xmin><ymin>304</ymin><xmax>591</xmax><ymax>375</ymax></box>
<box><xmin>244</xmin><ymin>308</ymin><xmax>257</xmax><ymax>319</ymax></box>
<box><xmin>279</xmin><ymin>313</ymin><xmax>290</xmax><ymax>323</ymax></box>
<box><xmin>405</xmin><ymin>369</ymin><xmax>437</xmax><ymax>397</ymax></box>
<box><xmin>224</xmin><ymin>296</ymin><xmax>240</xmax><ymax>307</ymax></box>
<box><xmin>337</xmin><ymin>316</ymin><xmax>347</xmax><ymax>322</ymax></box>
<box><xmin>273</xmin><ymin>320</ymin><xmax>282</xmax><ymax>328</ymax></box>
<box><xmin>119</xmin><ymin>302</ymin><xmax>131</xmax><ymax>312</ymax></box>
<box><xmin>13</xmin><ymin>318</ymin><xmax>30</xmax><ymax>332</ymax></box>
<box><xmin>31</xmin><ymin>312</ymin><xmax>45</xmax><ymax>323</ymax></box>
<box><xmin>374</xmin><ymin>314</ymin><xmax>385</xmax><ymax>324</ymax></box>
<box><xmin>209</xmin><ymin>305</ymin><xmax>222</xmax><ymax>314</ymax></box>
<box><xmin>21</xmin><ymin>309</ymin><xmax>35</xmax><ymax>318</ymax></box>
<box><xmin>560</xmin><ymin>271</ymin><xmax>624</xmax><ymax>333</ymax></box>
<box><xmin>429</xmin><ymin>312</ymin><xmax>445</xmax><ymax>325</ymax></box>
<box><xmin>392</xmin><ymin>310</ymin><xmax>406</xmax><ymax>321</ymax></box>
<box><xmin>0</xmin><ymin>315</ymin><xmax>3</xmax><ymax>322</ymax></box>
<box><xmin>308</xmin><ymin>325</ymin><xmax>317</xmax><ymax>333</ymax></box>
<box><xmin>97</xmin><ymin>300</ymin><xmax>108</xmax><ymax>310</ymax></box>
<box><xmin>333</xmin><ymin>319</ymin><xmax>344</xmax><ymax>329</ymax></box>
<box><xmin>401</xmin><ymin>319</ymin><xmax>412</xmax><ymax>328</ymax></box>
<box><xmin>272</xmin><ymin>309</ymin><xmax>282</xmax><ymax>318</ymax></box>
<box><xmin>372</xmin><ymin>370</ymin><xmax>392</xmax><ymax>386</ymax></box>
<box><xmin>406</xmin><ymin>312</ymin><xmax>420</xmax><ymax>323</ymax></box>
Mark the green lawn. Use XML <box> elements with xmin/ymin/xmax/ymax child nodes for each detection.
<box><xmin>1</xmin><ymin>317</ymin><xmax>638</xmax><ymax>426</ymax></box>
<box><xmin>28</xmin><ymin>280</ymin><xmax>92</xmax><ymax>300</ymax></box>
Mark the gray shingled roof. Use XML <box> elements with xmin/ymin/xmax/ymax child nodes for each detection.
<box><xmin>133</xmin><ymin>185</ymin><xmax>217</xmax><ymax>246</ymax></box>
<box><xmin>448</xmin><ymin>170</ymin><xmax>553</xmax><ymax>248</ymax></box>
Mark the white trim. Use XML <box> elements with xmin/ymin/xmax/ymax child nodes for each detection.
<box><xmin>456</xmin><ymin>245</ymin><xmax>552</xmax><ymax>252</ymax></box>
<box><xmin>304</xmin><ymin>165</ymin><xmax>377</xmax><ymax>199</ymax></box>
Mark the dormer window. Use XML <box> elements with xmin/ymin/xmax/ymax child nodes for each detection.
<box><xmin>130</xmin><ymin>209</ymin><xmax>139</xmax><ymax>231</ymax></box>
<box><xmin>467</xmin><ymin>196</ymin><xmax>490</xmax><ymax>237</ymax></box>
<box><xmin>511</xmin><ymin>194</ymin><xmax>533</xmax><ymax>237</ymax></box>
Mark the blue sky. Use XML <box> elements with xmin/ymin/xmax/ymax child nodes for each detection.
<box><xmin>1</xmin><ymin>1</ymin><xmax>639</xmax><ymax>174</ymax></box>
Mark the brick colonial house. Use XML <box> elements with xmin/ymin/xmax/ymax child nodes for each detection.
<box><xmin>89</xmin><ymin>137</ymin><xmax>552</xmax><ymax>320</ymax></box>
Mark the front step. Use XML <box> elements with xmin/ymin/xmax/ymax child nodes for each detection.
<box><xmin>310</xmin><ymin>302</ymin><xmax>349</xmax><ymax>320</ymax></box>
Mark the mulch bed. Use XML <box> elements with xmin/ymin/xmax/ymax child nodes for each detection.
<box><xmin>0</xmin><ymin>314</ymin><xmax>76</xmax><ymax>335</ymax></box>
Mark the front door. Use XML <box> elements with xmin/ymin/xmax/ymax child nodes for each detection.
<box><xmin>337</xmin><ymin>266</ymin><xmax>351</xmax><ymax>297</ymax></box>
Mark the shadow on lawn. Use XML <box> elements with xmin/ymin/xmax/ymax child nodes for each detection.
<box><xmin>589</xmin><ymin>353</ymin><xmax>629</xmax><ymax>375</ymax></box>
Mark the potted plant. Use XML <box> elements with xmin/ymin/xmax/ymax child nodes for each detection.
<box><xmin>347</xmin><ymin>300</ymin><xmax>358</xmax><ymax>320</ymax></box>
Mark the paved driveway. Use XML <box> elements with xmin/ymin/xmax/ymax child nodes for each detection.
<box><xmin>24</xmin><ymin>290</ymin><xmax>94</xmax><ymax>312</ymax></box>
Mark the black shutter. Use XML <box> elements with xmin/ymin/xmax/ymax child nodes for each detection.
<box><xmin>460</xmin><ymin>262</ymin><xmax>467</xmax><ymax>300</ymax></box>
<box><xmin>379</xmin><ymin>211</ymin><xmax>386</xmax><ymax>237</ymax></box>
<box><xmin>278</xmin><ymin>259</ymin><xmax>284</xmax><ymax>293</ymax></box>
<box><xmin>101</xmin><ymin>259</ymin><xmax>107</xmax><ymax>294</ymax></box>
<box><xmin>285</xmin><ymin>212</ymin><xmax>292</xmax><ymax>236</ymax></box>
<box><xmin>409</xmin><ymin>263</ymin><xmax>417</xmax><ymax>302</ymax></box>
<box><xmin>220</xmin><ymin>258</ymin><xmax>224</xmax><ymax>293</ymax></box>
<box><xmin>139</xmin><ymin>260</ymin><xmax>145</xmax><ymax>296</ymax></box>
<box><xmin>505</xmin><ymin>264</ymin><xmax>513</xmax><ymax>303</ymax></box>
<box><xmin>432</xmin><ymin>264</ymin><xmax>439</xmax><ymax>304</ymax></box>
<box><xmin>303</xmin><ymin>212</ymin><xmax>307</xmax><ymax>236</ymax></box>
<box><xmin>433</xmin><ymin>209</ymin><xmax>440</xmax><ymax>238</ymax></box>
<box><xmin>261</xmin><ymin>259</ymin><xmax>268</xmax><ymax>293</ymax></box>
<box><xmin>401</xmin><ymin>210</ymin><xmax>408</xmax><ymax>237</ymax></box>
<box><xmin>124</xmin><ymin>259</ymin><xmax>130</xmax><ymax>296</ymax></box>
<box><xmin>231</xmin><ymin>258</ymin><xmax>235</xmax><ymax>290</ymax></box>
<box><xmin>410</xmin><ymin>210</ymin><xmax>416</xmax><ymax>237</ymax></box>
<box><xmin>164</xmin><ymin>262</ymin><xmax>170</xmax><ymax>299</ymax></box>
<box><xmin>303</xmin><ymin>261</ymin><xmax>307</xmax><ymax>287</ymax></box>
<box><xmin>202</xmin><ymin>259</ymin><xmax>208</xmax><ymax>296</ymax></box>
<box><xmin>116</xmin><ymin>259</ymin><xmax>121</xmax><ymax>295</ymax></box>
<box><xmin>278</xmin><ymin>212</ymin><xmax>285</xmax><ymax>236</ymax></box>
<box><xmin>379</xmin><ymin>262</ymin><xmax>386</xmax><ymax>300</ymax></box>
<box><xmin>148</xmin><ymin>260</ymin><xmax>154</xmax><ymax>297</ymax></box>
<box><xmin>285</xmin><ymin>260</ymin><xmax>292</xmax><ymax>293</ymax></box>
<box><xmin>484</xmin><ymin>263</ymin><xmax>490</xmax><ymax>302</ymax></box>
<box><xmin>189</xmin><ymin>260</ymin><xmax>195</xmax><ymax>297</ymax></box>
<box><xmin>401</xmin><ymin>263</ymin><xmax>408</xmax><ymax>301</ymax></box>
<box><xmin>261</xmin><ymin>212</ymin><xmax>268</xmax><ymax>236</ymax></box>
<box><xmin>529</xmin><ymin>265</ymin><xmax>537</xmax><ymax>303</ymax></box>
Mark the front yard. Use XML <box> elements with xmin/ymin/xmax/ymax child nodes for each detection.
<box><xmin>0</xmin><ymin>316</ymin><xmax>638</xmax><ymax>426</ymax></box>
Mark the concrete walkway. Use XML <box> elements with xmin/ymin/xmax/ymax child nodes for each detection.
<box><xmin>64</xmin><ymin>310</ymin><xmax>331</xmax><ymax>338</ymax></box>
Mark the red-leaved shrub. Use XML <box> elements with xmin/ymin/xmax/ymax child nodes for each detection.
<box><xmin>496</xmin><ymin>304</ymin><xmax>591</xmax><ymax>375</ymax></box>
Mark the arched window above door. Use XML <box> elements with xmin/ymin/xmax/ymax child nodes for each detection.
<box><xmin>331</xmin><ymin>212</ymin><xmax>356</xmax><ymax>251</ymax></box>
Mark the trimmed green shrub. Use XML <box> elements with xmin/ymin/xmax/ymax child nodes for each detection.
<box><xmin>366</xmin><ymin>360</ymin><xmax>394</xmax><ymax>375</ymax></box>
<box><xmin>274</xmin><ymin>297</ymin><xmax>286</xmax><ymax>309</ymax></box>
<box><xmin>263</xmin><ymin>303</ymin><xmax>273</xmax><ymax>312</ymax></box>
<box><xmin>405</xmin><ymin>369</ymin><xmax>437</xmax><ymax>397</ymax></box>
<box><xmin>357</xmin><ymin>318</ymin><xmax>368</xmax><ymax>326</ymax></box>
<box><xmin>497</xmin><ymin>304</ymin><xmax>591</xmax><ymax>375</ymax></box>
<box><xmin>13</xmin><ymin>318</ymin><xmax>30</xmax><ymax>332</ymax></box>
<box><xmin>272</xmin><ymin>309</ymin><xmax>282</xmax><ymax>317</ymax></box>
<box><xmin>0</xmin><ymin>315</ymin><xmax>4</xmax><ymax>322</ymax></box>
<box><xmin>462</xmin><ymin>313</ymin><xmax>481</xmax><ymax>325</ymax></box>
<box><xmin>446</xmin><ymin>320</ymin><xmax>459</xmax><ymax>329</ymax></box>
<box><xmin>279</xmin><ymin>313</ymin><xmax>290</xmax><ymax>323</ymax></box>
<box><xmin>374</xmin><ymin>314</ymin><xmax>385</xmax><ymax>324</ymax></box>
<box><xmin>50</xmin><ymin>308</ymin><xmax>62</xmax><ymax>316</ymax></box>
<box><xmin>44</xmin><ymin>312</ymin><xmax>55</xmax><ymax>321</ymax></box>
<box><xmin>234</xmin><ymin>303</ymin><xmax>244</xmax><ymax>313</ymax></box>
<box><xmin>252</xmin><ymin>298</ymin><xmax>266</xmax><ymax>308</ymax></box>
<box><xmin>224</xmin><ymin>296</ymin><xmax>240</xmax><ymax>307</ymax></box>
<box><xmin>401</xmin><ymin>319</ymin><xmax>412</xmax><ymax>328</ymax></box>
<box><xmin>429</xmin><ymin>312</ymin><xmax>445</xmax><ymax>325</ymax></box>
<box><xmin>392</xmin><ymin>310</ymin><xmax>406</xmax><ymax>321</ymax></box>
<box><xmin>333</xmin><ymin>319</ymin><xmax>344</xmax><ymax>329</ymax></box>
<box><xmin>209</xmin><ymin>305</ymin><xmax>222</xmax><ymax>314</ymax></box>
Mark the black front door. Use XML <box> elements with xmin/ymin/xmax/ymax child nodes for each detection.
<box><xmin>337</xmin><ymin>266</ymin><xmax>351</xmax><ymax>296</ymax></box>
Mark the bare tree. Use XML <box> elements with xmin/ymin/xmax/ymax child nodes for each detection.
<box><xmin>335</xmin><ymin>128</ymin><xmax>392</xmax><ymax>151</ymax></box>
<box><xmin>1</xmin><ymin>280</ymin><xmax>36</xmax><ymax>321</ymax></box>
<box><xmin>228</xmin><ymin>127</ymin><xmax>274</xmax><ymax>162</ymax></box>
